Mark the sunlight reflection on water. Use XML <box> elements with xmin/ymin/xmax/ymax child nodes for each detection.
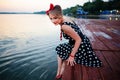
<box><xmin>0</xmin><ymin>14</ymin><xmax>60</xmax><ymax>39</ymax></box>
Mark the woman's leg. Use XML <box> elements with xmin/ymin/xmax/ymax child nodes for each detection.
<box><xmin>60</xmin><ymin>61</ymin><xmax>65</xmax><ymax>75</ymax></box>
<box><xmin>56</xmin><ymin>55</ymin><xmax>63</xmax><ymax>76</ymax></box>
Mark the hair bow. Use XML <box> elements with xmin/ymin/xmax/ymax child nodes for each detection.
<box><xmin>46</xmin><ymin>3</ymin><xmax>54</xmax><ymax>15</ymax></box>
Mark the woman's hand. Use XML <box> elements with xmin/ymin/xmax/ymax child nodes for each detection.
<box><xmin>67</xmin><ymin>55</ymin><xmax>76</xmax><ymax>66</ymax></box>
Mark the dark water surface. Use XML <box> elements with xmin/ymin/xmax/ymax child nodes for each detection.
<box><xmin>0</xmin><ymin>36</ymin><xmax>60</xmax><ymax>80</ymax></box>
<box><xmin>0</xmin><ymin>14</ymin><xmax>66</xmax><ymax>80</ymax></box>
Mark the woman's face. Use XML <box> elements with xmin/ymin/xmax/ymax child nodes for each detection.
<box><xmin>49</xmin><ymin>13</ymin><xmax>63</xmax><ymax>25</ymax></box>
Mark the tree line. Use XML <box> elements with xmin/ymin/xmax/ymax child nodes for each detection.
<box><xmin>63</xmin><ymin>0</ymin><xmax>120</xmax><ymax>17</ymax></box>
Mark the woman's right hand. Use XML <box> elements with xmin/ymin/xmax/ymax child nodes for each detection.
<box><xmin>67</xmin><ymin>56</ymin><xmax>76</xmax><ymax>66</ymax></box>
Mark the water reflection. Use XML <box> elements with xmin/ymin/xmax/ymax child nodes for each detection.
<box><xmin>0</xmin><ymin>14</ymin><xmax>63</xmax><ymax>80</ymax></box>
<box><xmin>0</xmin><ymin>36</ymin><xmax>61</xmax><ymax>80</ymax></box>
<box><xmin>0</xmin><ymin>14</ymin><xmax>60</xmax><ymax>39</ymax></box>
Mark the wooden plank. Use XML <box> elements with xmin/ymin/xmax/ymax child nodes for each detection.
<box><xmin>62</xmin><ymin>62</ymin><xmax>82</xmax><ymax>80</ymax></box>
<box><xmin>114</xmin><ymin>52</ymin><xmax>120</xmax><ymax>59</ymax></box>
<box><xmin>102</xmin><ymin>51</ymin><xmax>120</xmax><ymax>80</ymax></box>
<box><xmin>62</xmin><ymin>19</ymin><xmax>120</xmax><ymax>80</ymax></box>
<box><xmin>83</xmin><ymin>19</ymin><xmax>120</xmax><ymax>51</ymax></box>
<box><xmin>62</xmin><ymin>63</ymin><xmax>74</xmax><ymax>80</ymax></box>
<box><xmin>87</xmin><ymin>67</ymin><xmax>102</xmax><ymax>80</ymax></box>
<box><xmin>81</xmin><ymin>66</ymin><xmax>89</xmax><ymax>80</ymax></box>
<box><xmin>73</xmin><ymin>64</ymin><xmax>82</xmax><ymax>80</ymax></box>
<box><xmin>86</xmin><ymin>25</ymin><xmax>109</xmax><ymax>50</ymax></box>
<box><xmin>90</xmin><ymin>22</ymin><xmax>120</xmax><ymax>50</ymax></box>
<box><xmin>95</xmin><ymin>51</ymin><xmax>114</xmax><ymax>80</ymax></box>
<box><xmin>98</xmin><ymin>26</ymin><xmax>120</xmax><ymax>50</ymax></box>
<box><xmin>89</xmin><ymin>20</ymin><xmax>120</xmax><ymax>50</ymax></box>
<box><xmin>77</xmin><ymin>19</ymin><xmax>109</xmax><ymax>50</ymax></box>
<box><xmin>62</xmin><ymin>62</ymin><xmax>102</xmax><ymax>80</ymax></box>
<box><xmin>97</xmin><ymin>36</ymin><xmax>119</xmax><ymax>50</ymax></box>
<box><xmin>85</xmin><ymin>51</ymin><xmax>103</xmax><ymax>80</ymax></box>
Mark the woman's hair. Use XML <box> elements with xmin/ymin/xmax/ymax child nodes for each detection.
<box><xmin>48</xmin><ymin>5</ymin><xmax>63</xmax><ymax>17</ymax></box>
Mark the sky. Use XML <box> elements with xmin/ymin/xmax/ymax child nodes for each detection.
<box><xmin>0</xmin><ymin>0</ymin><xmax>91</xmax><ymax>12</ymax></box>
<box><xmin>0</xmin><ymin>0</ymin><xmax>108</xmax><ymax>12</ymax></box>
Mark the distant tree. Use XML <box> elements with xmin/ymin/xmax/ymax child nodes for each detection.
<box><xmin>83</xmin><ymin>2</ymin><xmax>91</xmax><ymax>11</ymax></box>
<box><xmin>83</xmin><ymin>0</ymin><xmax>120</xmax><ymax>14</ymax></box>
<box><xmin>63</xmin><ymin>5</ymin><xmax>82</xmax><ymax>17</ymax></box>
<box><xmin>93</xmin><ymin>0</ymin><xmax>104</xmax><ymax>14</ymax></box>
<box><xmin>63</xmin><ymin>0</ymin><xmax>120</xmax><ymax>16</ymax></box>
<box><xmin>63</xmin><ymin>8</ymin><xmax>71</xmax><ymax>15</ymax></box>
<box><xmin>83</xmin><ymin>2</ymin><xmax>95</xmax><ymax>14</ymax></box>
<box><xmin>110</xmin><ymin>0</ymin><xmax>120</xmax><ymax>10</ymax></box>
<box><xmin>102</xmin><ymin>2</ymin><xmax>109</xmax><ymax>10</ymax></box>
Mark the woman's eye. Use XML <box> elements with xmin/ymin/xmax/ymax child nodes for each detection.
<box><xmin>49</xmin><ymin>17</ymin><xmax>58</xmax><ymax>20</ymax></box>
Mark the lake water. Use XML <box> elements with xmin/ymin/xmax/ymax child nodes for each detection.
<box><xmin>0</xmin><ymin>14</ymin><xmax>66</xmax><ymax>80</ymax></box>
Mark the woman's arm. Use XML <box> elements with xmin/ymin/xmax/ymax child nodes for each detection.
<box><xmin>61</xmin><ymin>25</ymin><xmax>81</xmax><ymax>66</ymax></box>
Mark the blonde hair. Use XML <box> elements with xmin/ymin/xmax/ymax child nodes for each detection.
<box><xmin>49</xmin><ymin>5</ymin><xmax>63</xmax><ymax>17</ymax></box>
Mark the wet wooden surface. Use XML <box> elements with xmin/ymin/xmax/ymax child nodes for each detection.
<box><xmin>62</xmin><ymin>19</ymin><xmax>120</xmax><ymax>80</ymax></box>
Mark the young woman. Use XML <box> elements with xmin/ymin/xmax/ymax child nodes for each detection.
<box><xmin>46</xmin><ymin>3</ymin><xmax>102</xmax><ymax>79</ymax></box>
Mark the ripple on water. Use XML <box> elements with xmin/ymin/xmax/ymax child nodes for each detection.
<box><xmin>0</xmin><ymin>36</ymin><xmax>60</xmax><ymax>80</ymax></box>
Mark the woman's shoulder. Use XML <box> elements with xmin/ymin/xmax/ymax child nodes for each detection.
<box><xmin>62</xmin><ymin>17</ymin><xmax>77</xmax><ymax>26</ymax></box>
<box><xmin>63</xmin><ymin>17</ymin><xmax>74</xmax><ymax>24</ymax></box>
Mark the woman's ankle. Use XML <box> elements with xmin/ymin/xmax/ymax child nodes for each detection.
<box><xmin>55</xmin><ymin>74</ymin><xmax>62</xmax><ymax>79</ymax></box>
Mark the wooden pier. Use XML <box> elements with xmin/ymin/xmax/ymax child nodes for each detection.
<box><xmin>62</xmin><ymin>19</ymin><xmax>120</xmax><ymax>80</ymax></box>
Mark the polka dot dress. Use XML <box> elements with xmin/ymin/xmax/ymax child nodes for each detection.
<box><xmin>56</xmin><ymin>22</ymin><xmax>102</xmax><ymax>67</ymax></box>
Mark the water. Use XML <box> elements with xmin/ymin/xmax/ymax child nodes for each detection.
<box><xmin>0</xmin><ymin>14</ymin><xmax>65</xmax><ymax>80</ymax></box>
<box><xmin>77</xmin><ymin>15</ymin><xmax>120</xmax><ymax>20</ymax></box>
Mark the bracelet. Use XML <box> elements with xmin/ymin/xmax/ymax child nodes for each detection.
<box><xmin>70</xmin><ymin>54</ymin><xmax>74</xmax><ymax>57</ymax></box>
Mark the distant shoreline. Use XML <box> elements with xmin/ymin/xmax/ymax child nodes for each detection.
<box><xmin>0</xmin><ymin>12</ymin><xmax>33</xmax><ymax>14</ymax></box>
<box><xmin>0</xmin><ymin>13</ymin><xmax>119</xmax><ymax>20</ymax></box>
<box><xmin>0</xmin><ymin>11</ymin><xmax>46</xmax><ymax>14</ymax></box>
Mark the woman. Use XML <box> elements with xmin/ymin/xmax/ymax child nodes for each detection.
<box><xmin>46</xmin><ymin>3</ymin><xmax>102</xmax><ymax>79</ymax></box>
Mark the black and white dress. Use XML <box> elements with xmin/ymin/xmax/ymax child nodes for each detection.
<box><xmin>56</xmin><ymin>22</ymin><xmax>102</xmax><ymax>67</ymax></box>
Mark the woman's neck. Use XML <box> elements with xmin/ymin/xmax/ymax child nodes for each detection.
<box><xmin>59</xmin><ymin>18</ymin><xmax>64</xmax><ymax>26</ymax></box>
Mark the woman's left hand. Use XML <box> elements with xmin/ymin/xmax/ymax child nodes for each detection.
<box><xmin>67</xmin><ymin>56</ymin><xmax>76</xmax><ymax>66</ymax></box>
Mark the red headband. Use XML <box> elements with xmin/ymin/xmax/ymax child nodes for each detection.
<box><xmin>46</xmin><ymin>3</ymin><xmax>54</xmax><ymax>15</ymax></box>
